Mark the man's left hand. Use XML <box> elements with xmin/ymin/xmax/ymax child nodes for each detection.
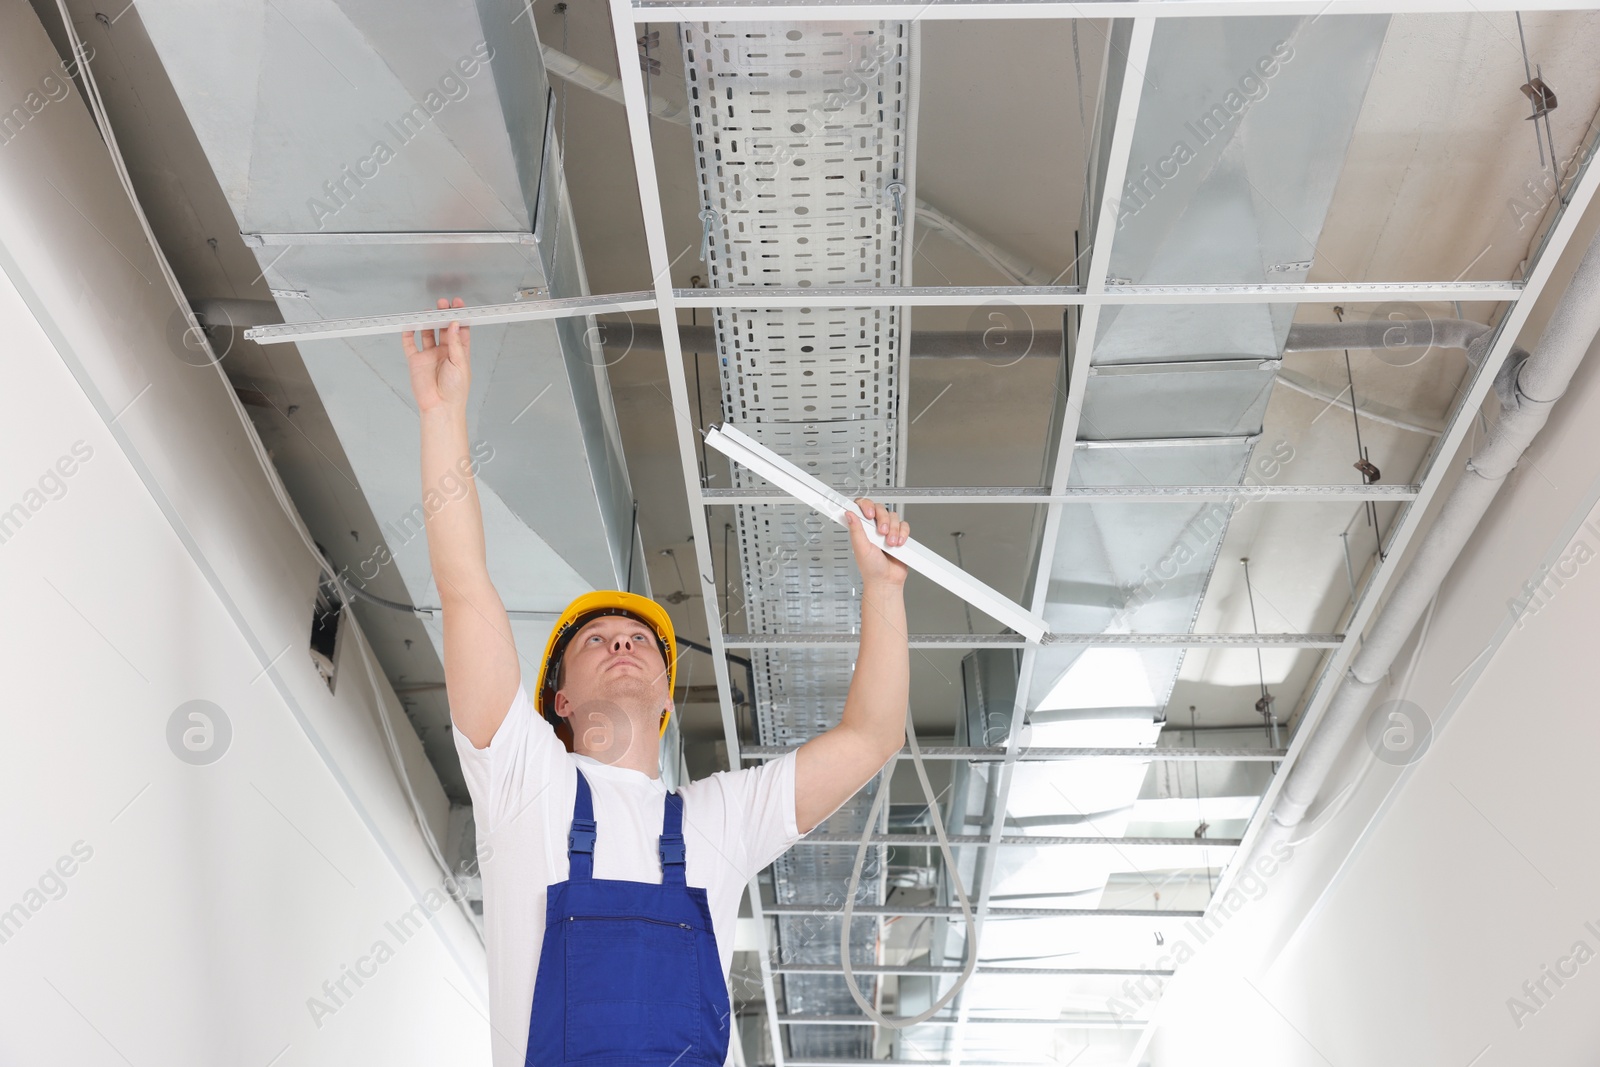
<box><xmin>846</xmin><ymin>497</ymin><xmax>910</xmax><ymax>588</ymax></box>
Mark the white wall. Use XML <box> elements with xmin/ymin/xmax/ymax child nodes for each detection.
<box><xmin>0</xmin><ymin>8</ymin><xmax>489</xmax><ymax>1064</ymax></box>
<box><xmin>1143</xmin><ymin>210</ymin><xmax>1600</xmax><ymax>1064</ymax></box>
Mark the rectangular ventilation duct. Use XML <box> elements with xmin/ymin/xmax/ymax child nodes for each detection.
<box><xmin>1034</xmin><ymin>13</ymin><xmax>1391</xmax><ymax>734</ymax></box>
<box><xmin>135</xmin><ymin>0</ymin><xmax>642</xmax><ymax>669</ymax></box>
<box><xmin>919</xmin><ymin>15</ymin><xmax>1393</xmax><ymax>1056</ymax></box>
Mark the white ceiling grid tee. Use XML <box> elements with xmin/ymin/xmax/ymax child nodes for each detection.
<box><xmin>682</xmin><ymin>20</ymin><xmax>914</xmax><ymax>1061</ymax></box>
<box><xmin>705</xmin><ymin>423</ymin><xmax>1050</xmax><ymax>641</ymax></box>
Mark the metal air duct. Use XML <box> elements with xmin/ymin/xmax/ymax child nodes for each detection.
<box><xmin>923</xmin><ymin>15</ymin><xmax>1391</xmax><ymax>1056</ymax></box>
<box><xmin>134</xmin><ymin>0</ymin><xmax>642</xmax><ymax>671</ymax></box>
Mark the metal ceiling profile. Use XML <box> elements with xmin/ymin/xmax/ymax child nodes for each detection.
<box><xmin>134</xmin><ymin>0</ymin><xmax>642</xmax><ymax>665</ymax></box>
<box><xmin>679</xmin><ymin>18</ymin><xmax>918</xmax><ymax>1061</ymax></box>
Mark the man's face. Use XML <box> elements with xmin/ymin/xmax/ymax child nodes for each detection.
<box><xmin>551</xmin><ymin>615</ymin><xmax>672</xmax><ymax>742</ymax></box>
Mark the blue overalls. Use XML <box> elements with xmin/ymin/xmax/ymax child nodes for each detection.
<box><xmin>526</xmin><ymin>768</ymin><xmax>731</xmax><ymax>1067</ymax></box>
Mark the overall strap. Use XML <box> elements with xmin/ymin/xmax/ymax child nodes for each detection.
<box><xmin>567</xmin><ymin>769</ymin><xmax>596</xmax><ymax>882</ymax></box>
<box><xmin>658</xmin><ymin>790</ymin><xmax>686</xmax><ymax>886</ymax></box>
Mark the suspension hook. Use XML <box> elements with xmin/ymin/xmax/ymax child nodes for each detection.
<box><xmin>698</xmin><ymin>208</ymin><xmax>720</xmax><ymax>264</ymax></box>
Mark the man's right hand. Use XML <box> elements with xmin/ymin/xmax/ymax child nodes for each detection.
<box><xmin>403</xmin><ymin>296</ymin><xmax>472</xmax><ymax>414</ymax></box>
<box><xmin>403</xmin><ymin>295</ymin><xmax>519</xmax><ymax>749</ymax></box>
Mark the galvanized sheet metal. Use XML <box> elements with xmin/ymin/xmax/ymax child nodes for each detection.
<box><xmin>969</xmin><ymin>13</ymin><xmax>1392</xmax><ymax>1049</ymax></box>
<box><xmin>137</xmin><ymin>0</ymin><xmax>641</xmax><ymax>643</ymax></box>
<box><xmin>1033</xmin><ymin>15</ymin><xmax>1391</xmax><ymax>716</ymax></box>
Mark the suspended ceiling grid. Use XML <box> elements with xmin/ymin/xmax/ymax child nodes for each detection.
<box><xmin>184</xmin><ymin>6</ymin><xmax>1600</xmax><ymax>1061</ymax></box>
<box><xmin>114</xmin><ymin>1</ymin><xmax>1596</xmax><ymax>1060</ymax></box>
<box><xmin>595</xmin><ymin>4</ymin><xmax>1600</xmax><ymax>1067</ymax></box>
<box><xmin>78</xmin><ymin>0</ymin><xmax>1600</xmax><ymax>1060</ymax></box>
<box><xmin>18</xmin><ymin>0</ymin><xmax>1600</xmax><ymax>1062</ymax></box>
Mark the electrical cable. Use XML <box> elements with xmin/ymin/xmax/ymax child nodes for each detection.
<box><xmin>334</xmin><ymin>577</ymin><xmax>561</xmax><ymax>622</ymax></box>
<box><xmin>51</xmin><ymin>0</ymin><xmax>482</xmax><ymax>944</ymax></box>
<box><xmin>839</xmin><ymin>706</ymin><xmax>979</xmax><ymax>1028</ymax></box>
<box><xmin>340</xmin><ymin>578</ymin><xmax>446</xmax><ymax>617</ymax></box>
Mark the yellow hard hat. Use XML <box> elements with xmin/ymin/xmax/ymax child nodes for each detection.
<box><xmin>537</xmin><ymin>591</ymin><xmax>677</xmax><ymax>739</ymax></box>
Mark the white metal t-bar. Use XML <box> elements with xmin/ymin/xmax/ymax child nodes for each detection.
<box><xmin>242</xmin><ymin>292</ymin><xmax>657</xmax><ymax>345</ymax></box>
<box><xmin>704</xmin><ymin>424</ymin><xmax>1050</xmax><ymax>644</ymax></box>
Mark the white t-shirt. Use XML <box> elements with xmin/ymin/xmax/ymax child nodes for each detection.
<box><xmin>454</xmin><ymin>679</ymin><xmax>816</xmax><ymax>1067</ymax></box>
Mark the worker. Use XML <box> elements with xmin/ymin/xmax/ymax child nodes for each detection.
<box><xmin>404</xmin><ymin>298</ymin><xmax>912</xmax><ymax>1067</ymax></box>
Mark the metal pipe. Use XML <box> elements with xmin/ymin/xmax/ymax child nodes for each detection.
<box><xmin>1261</xmin><ymin>219</ymin><xmax>1600</xmax><ymax>845</ymax></box>
<box><xmin>541</xmin><ymin>43</ymin><xmax>693</xmax><ymax>125</ymax></box>
<box><xmin>1280</xmin><ymin>318</ymin><xmax>1489</xmax><ymax>353</ymax></box>
<box><xmin>1274</xmin><ymin>369</ymin><xmax>1446</xmax><ymax>437</ymax></box>
<box><xmin>600</xmin><ymin>320</ymin><xmax>1488</xmax><ymax>360</ymax></box>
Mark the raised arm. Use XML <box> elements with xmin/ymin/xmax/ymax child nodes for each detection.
<box><xmin>404</xmin><ymin>297</ymin><xmax>520</xmax><ymax>749</ymax></box>
<box><xmin>793</xmin><ymin>499</ymin><xmax>910</xmax><ymax>835</ymax></box>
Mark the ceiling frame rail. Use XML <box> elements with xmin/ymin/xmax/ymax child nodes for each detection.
<box><xmin>723</xmin><ymin>633</ymin><xmax>1343</xmax><ymax>649</ymax></box>
<box><xmin>631</xmin><ymin>0</ymin><xmax>1598</xmax><ymax>19</ymax></box>
<box><xmin>743</xmin><ymin>746</ymin><xmax>1287</xmax><ymax>762</ymax></box>
<box><xmin>240</xmin><ymin>230</ymin><xmax>538</xmax><ymax>246</ymax></box>
<box><xmin>242</xmin><ymin>280</ymin><xmax>1521</xmax><ymax>343</ymax></box>
<box><xmin>243</xmin><ymin>292</ymin><xmax>657</xmax><ymax>344</ymax></box>
<box><xmin>1075</xmin><ymin>434</ymin><xmax>1258</xmax><ymax>448</ymax></box>
<box><xmin>704</xmin><ymin>484</ymin><xmax>1421</xmax><ymax>503</ymax></box>
<box><xmin>670</xmin><ymin>281</ymin><xmax>1520</xmax><ymax>307</ymax></box>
